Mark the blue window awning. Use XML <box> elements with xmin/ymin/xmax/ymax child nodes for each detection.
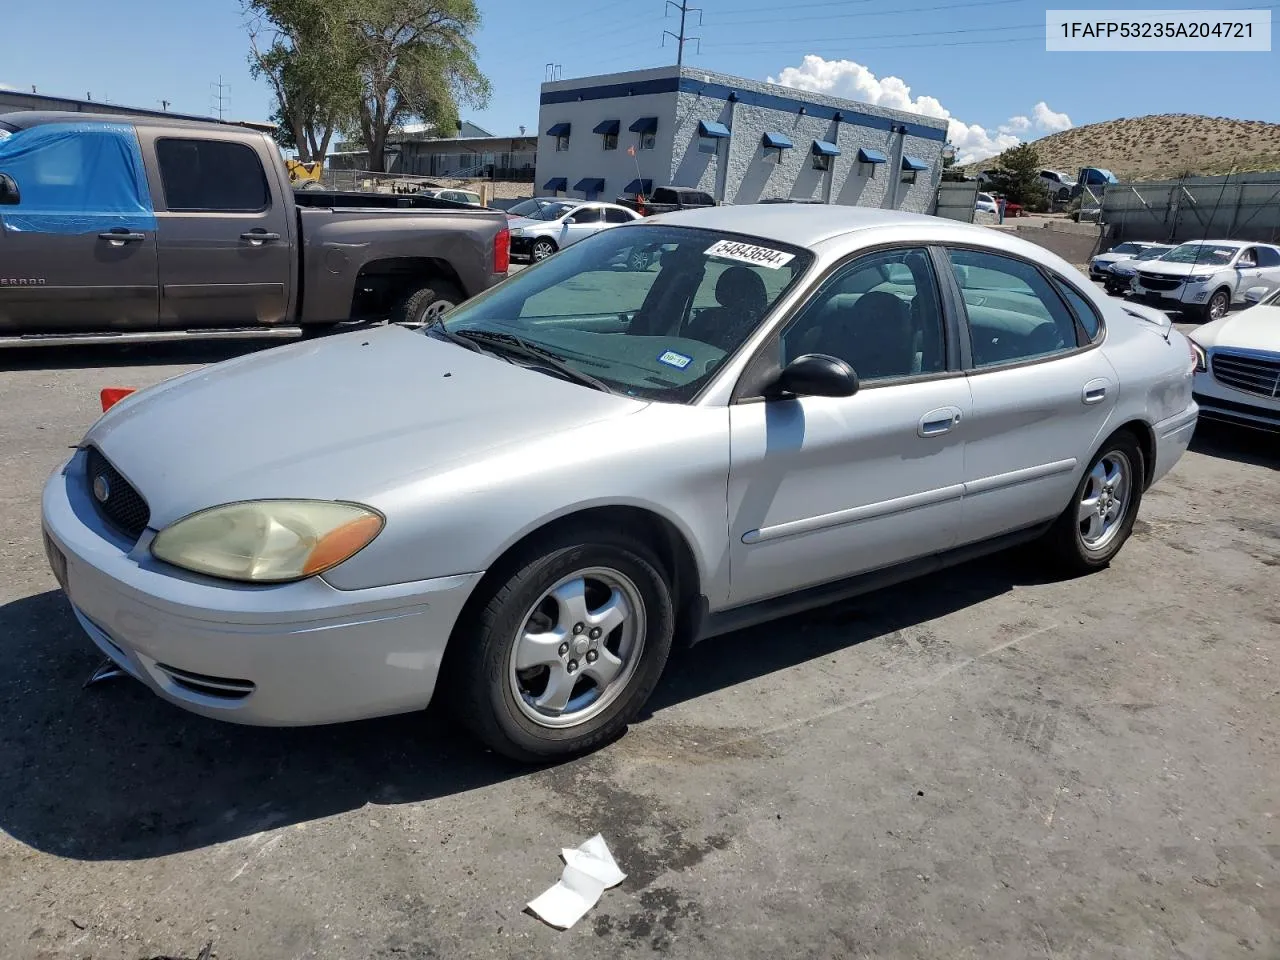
<box><xmin>902</xmin><ymin>155</ymin><xmax>929</xmax><ymax>171</ymax></box>
<box><xmin>698</xmin><ymin>120</ymin><xmax>731</xmax><ymax>139</ymax></box>
<box><xmin>545</xmin><ymin>122</ymin><xmax>571</xmax><ymax>137</ymax></box>
<box><xmin>629</xmin><ymin>116</ymin><xmax>659</xmax><ymax>134</ymax></box>
<box><xmin>623</xmin><ymin>178</ymin><xmax>653</xmax><ymax>195</ymax></box>
<box><xmin>762</xmin><ymin>132</ymin><xmax>793</xmax><ymax>150</ymax></box>
<box><xmin>543</xmin><ymin>177</ymin><xmax>567</xmax><ymax>191</ymax></box>
<box><xmin>811</xmin><ymin>139</ymin><xmax>841</xmax><ymax>157</ymax></box>
<box><xmin>857</xmin><ymin>148</ymin><xmax>887</xmax><ymax>164</ymax></box>
<box><xmin>574</xmin><ymin>177</ymin><xmax>606</xmax><ymax>193</ymax></box>
<box><xmin>593</xmin><ymin>119</ymin><xmax>620</xmax><ymax>136</ymax></box>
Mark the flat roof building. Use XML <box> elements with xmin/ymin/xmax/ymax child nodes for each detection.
<box><xmin>535</xmin><ymin>66</ymin><xmax>949</xmax><ymax>212</ymax></box>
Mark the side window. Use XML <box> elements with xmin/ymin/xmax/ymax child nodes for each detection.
<box><xmin>156</xmin><ymin>138</ymin><xmax>269</xmax><ymax>212</ymax></box>
<box><xmin>1253</xmin><ymin>246</ymin><xmax>1280</xmax><ymax>267</ymax></box>
<box><xmin>604</xmin><ymin>207</ymin><xmax>632</xmax><ymax>223</ymax></box>
<box><xmin>1052</xmin><ymin>276</ymin><xmax>1102</xmax><ymax>341</ymax></box>
<box><xmin>1237</xmin><ymin>248</ymin><xmax>1257</xmax><ymax>268</ymax></box>
<box><xmin>947</xmin><ymin>248</ymin><xmax>1079</xmax><ymax>367</ymax></box>
<box><xmin>570</xmin><ymin>206</ymin><xmax>601</xmax><ymax>223</ymax></box>
<box><xmin>780</xmin><ymin>247</ymin><xmax>946</xmax><ymax>381</ymax></box>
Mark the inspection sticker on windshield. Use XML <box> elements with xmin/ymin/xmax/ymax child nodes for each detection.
<box><xmin>704</xmin><ymin>239</ymin><xmax>795</xmax><ymax>269</ymax></box>
<box><xmin>657</xmin><ymin>349</ymin><xmax>693</xmax><ymax>370</ymax></box>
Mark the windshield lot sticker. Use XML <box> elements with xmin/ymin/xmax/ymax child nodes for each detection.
<box><xmin>658</xmin><ymin>350</ymin><xmax>693</xmax><ymax>370</ymax></box>
<box><xmin>704</xmin><ymin>240</ymin><xmax>796</xmax><ymax>269</ymax></box>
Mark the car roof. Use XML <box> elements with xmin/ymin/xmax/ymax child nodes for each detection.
<box><xmin>645</xmin><ymin>204</ymin><xmax>985</xmax><ymax>249</ymax></box>
<box><xmin>1174</xmin><ymin>239</ymin><xmax>1260</xmax><ymax>249</ymax></box>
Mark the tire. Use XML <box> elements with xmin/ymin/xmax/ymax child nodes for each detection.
<box><xmin>392</xmin><ymin>281</ymin><xmax>464</xmax><ymax>327</ymax></box>
<box><xmin>1042</xmin><ymin>431</ymin><xmax>1145</xmax><ymax>575</ymax></box>
<box><xmin>627</xmin><ymin>246</ymin><xmax>651</xmax><ymax>271</ymax></box>
<box><xmin>1201</xmin><ymin>287</ymin><xmax>1231</xmax><ymax>323</ymax></box>
<box><xmin>450</xmin><ymin>527</ymin><xmax>675</xmax><ymax>762</ymax></box>
<box><xmin>531</xmin><ymin>238</ymin><xmax>557</xmax><ymax>262</ymax></box>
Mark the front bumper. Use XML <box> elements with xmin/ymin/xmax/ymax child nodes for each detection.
<box><xmin>41</xmin><ymin>450</ymin><xmax>484</xmax><ymax>726</ymax></box>
<box><xmin>1131</xmin><ymin>278</ymin><xmax>1211</xmax><ymax>307</ymax></box>
<box><xmin>510</xmin><ymin>235</ymin><xmax>542</xmax><ymax>258</ymax></box>
<box><xmin>1192</xmin><ymin>371</ymin><xmax>1280</xmax><ymax>432</ymax></box>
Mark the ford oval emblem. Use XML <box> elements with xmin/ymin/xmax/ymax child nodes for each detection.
<box><xmin>92</xmin><ymin>474</ymin><xmax>111</xmax><ymax>503</ymax></box>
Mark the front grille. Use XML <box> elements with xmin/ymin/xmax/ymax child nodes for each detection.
<box><xmin>1212</xmin><ymin>351</ymin><xmax>1280</xmax><ymax>399</ymax></box>
<box><xmin>155</xmin><ymin>663</ymin><xmax>256</xmax><ymax>701</ymax></box>
<box><xmin>84</xmin><ymin>447</ymin><xmax>150</xmax><ymax>540</ymax></box>
<box><xmin>1137</xmin><ymin>272</ymin><xmax>1182</xmax><ymax>292</ymax></box>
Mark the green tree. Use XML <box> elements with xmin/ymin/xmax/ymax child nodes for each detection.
<box><xmin>984</xmin><ymin>142</ymin><xmax>1050</xmax><ymax>210</ymax></box>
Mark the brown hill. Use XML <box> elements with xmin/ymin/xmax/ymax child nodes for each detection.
<box><xmin>963</xmin><ymin>114</ymin><xmax>1280</xmax><ymax>181</ymax></box>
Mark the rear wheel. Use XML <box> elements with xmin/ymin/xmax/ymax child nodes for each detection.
<box><xmin>1042</xmin><ymin>432</ymin><xmax>1145</xmax><ymax>574</ymax></box>
<box><xmin>451</xmin><ymin>528</ymin><xmax>675</xmax><ymax>762</ymax></box>
<box><xmin>392</xmin><ymin>281</ymin><xmax>464</xmax><ymax>327</ymax></box>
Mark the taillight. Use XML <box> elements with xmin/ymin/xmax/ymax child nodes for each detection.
<box><xmin>100</xmin><ymin>387</ymin><xmax>136</xmax><ymax>412</ymax></box>
<box><xmin>493</xmin><ymin>226</ymin><xmax>510</xmax><ymax>274</ymax></box>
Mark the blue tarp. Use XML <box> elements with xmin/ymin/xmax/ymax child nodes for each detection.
<box><xmin>0</xmin><ymin>122</ymin><xmax>155</xmax><ymax>235</ymax></box>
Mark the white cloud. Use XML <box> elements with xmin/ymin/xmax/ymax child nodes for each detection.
<box><xmin>766</xmin><ymin>55</ymin><xmax>1073</xmax><ymax>165</ymax></box>
<box><xmin>1032</xmin><ymin>101</ymin><xmax>1073</xmax><ymax>132</ymax></box>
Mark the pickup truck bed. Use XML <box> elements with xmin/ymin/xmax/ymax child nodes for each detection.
<box><xmin>0</xmin><ymin>111</ymin><xmax>509</xmax><ymax>347</ymax></box>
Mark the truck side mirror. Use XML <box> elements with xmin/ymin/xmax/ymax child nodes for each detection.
<box><xmin>0</xmin><ymin>173</ymin><xmax>20</xmax><ymax>205</ymax></box>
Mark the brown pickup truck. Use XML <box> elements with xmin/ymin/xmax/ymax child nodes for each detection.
<box><xmin>0</xmin><ymin>112</ymin><xmax>510</xmax><ymax>347</ymax></box>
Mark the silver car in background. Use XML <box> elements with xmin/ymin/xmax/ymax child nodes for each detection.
<box><xmin>41</xmin><ymin>206</ymin><xmax>1198</xmax><ymax>761</ymax></box>
<box><xmin>508</xmin><ymin>200</ymin><xmax>642</xmax><ymax>262</ymax></box>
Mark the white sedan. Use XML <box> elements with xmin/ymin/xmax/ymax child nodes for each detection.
<box><xmin>508</xmin><ymin>200</ymin><xmax>642</xmax><ymax>262</ymax></box>
<box><xmin>1188</xmin><ymin>285</ymin><xmax>1280</xmax><ymax>431</ymax></box>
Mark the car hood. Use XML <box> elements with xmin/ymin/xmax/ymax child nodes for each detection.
<box><xmin>1190</xmin><ymin>304</ymin><xmax>1280</xmax><ymax>354</ymax></box>
<box><xmin>1137</xmin><ymin>260</ymin><xmax>1230</xmax><ymax>278</ymax></box>
<box><xmin>510</xmin><ymin>216</ymin><xmax>561</xmax><ymax>231</ymax></box>
<box><xmin>84</xmin><ymin>326</ymin><xmax>647</xmax><ymax>528</ymax></box>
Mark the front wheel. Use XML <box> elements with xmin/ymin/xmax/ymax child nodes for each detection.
<box><xmin>531</xmin><ymin>238</ymin><xmax>557</xmax><ymax>262</ymax></box>
<box><xmin>1041</xmin><ymin>432</ymin><xmax>1145</xmax><ymax>574</ymax></box>
<box><xmin>1201</xmin><ymin>287</ymin><xmax>1231</xmax><ymax>322</ymax></box>
<box><xmin>451</xmin><ymin>528</ymin><xmax>675</xmax><ymax>762</ymax></box>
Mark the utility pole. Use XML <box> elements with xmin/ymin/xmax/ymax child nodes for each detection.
<box><xmin>663</xmin><ymin>0</ymin><xmax>702</xmax><ymax>66</ymax></box>
<box><xmin>210</xmin><ymin>76</ymin><xmax>230</xmax><ymax>121</ymax></box>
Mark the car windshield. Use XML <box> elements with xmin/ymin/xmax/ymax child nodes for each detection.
<box><xmin>427</xmin><ymin>225</ymin><xmax>814</xmax><ymax>403</ymax></box>
<box><xmin>1111</xmin><ymin>243</ymin><xmax>1143</xmax><ymax>255</ymax></box>
<box><xmin>507</xmin><ymin>198</ymin><xmax>552</xmax><ymax>217</ymax></box>
<box><xmin>527</xmin><ymin>202</ymin><xmax>579</xmax><ymax>221</ymax></box>
<box><xmin>1161</xmin><ymin>244</ymin><xmax>1236</xmax><ymax>264</ymax></box>
<box><xmin>0</xmin><ymin>122</ymin><xmax>15</xmax><ymax>143</ymax></box>
<box><xmin>1136</xmin><ymin>247</ymin><xmax>1169</xmax><ymax>260</ymax></box>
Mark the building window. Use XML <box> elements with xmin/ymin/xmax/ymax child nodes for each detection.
<box><xmin>765</xmin><ymin>148</ymin><xmax>783</xmax><ymax>165</ymax></box>
<box><xmin>698</xmin><ymin>135</ymin><xmax>719</xmax><ymax>154</ymax></box>
<box><xmin>639</xmin><ymin>132</ymin><xmax>656</xmax><ymax>151</ymax></box>
<box><xmin>556</xmin><ymin>134</ymin><xmax>570</xmax><ymax>152</ymax></box>
<box><xmin>812</xmin><ymin>152</ymin><xmax>831</xmax><ymax>172</ymax></box>
<box><xmin>900</xmin><ymin>169</ymin><xmax>917</xmax><ymax>185</ymax></box>
<box><xmin>603</xmin><ymin>133</ymin><xmax>617</xmax><ymax>151</ymax></box>
<box><xmin>859</xmin><ymin>161</ymin><xmax>877</xmax><ymax>179</ymax></box>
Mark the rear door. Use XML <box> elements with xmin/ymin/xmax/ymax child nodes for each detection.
<box><xmin>942</xmin><ymin>247</ymin><xmax>1118</xmax><ymax>545</ymax></box>
<box><xmin>0</xmin><ymin>121</ymin><xmax>158</xmax><ymax>335</ymax></box>
<box><xmin>143</xmin><ymin>133</ymin><xmax>293</xmax><ymax>329</ymax></box>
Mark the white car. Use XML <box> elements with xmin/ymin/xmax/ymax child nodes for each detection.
<box><xmin>975</xmin><ymin>192</ymin><xmax>998</xmax><ymax>214</ymax></box>
<box><xmin>1187</xmin><ymin>285</ymin><xmax>1280</xmax><ymax>431</ymax></box>
<box><xmin>422</xmin><ymin>188</ymin><xmax>484</xmax><ymax>206</ymax></box>
<box><xmin>1130</xmin><ymin>240</ymin><xmax>1280</xmax><ymax>321</ymax></box>
<box><xmin>1088</xmin><ymin>242</ymin><xmax>1172</xmax><ymax>282</ymax></box>
<box><xmin>1039</xmin><ymin>169</ymin><xmax>1077</xmax><ymax>202</ymax></box>
<box><xmin>1100</xmin><ymin>244</ymin><xmax>1176</xmax><ymax>295</ymax></box>
<box><xmin>508</xmin><ymin>200</ymin><xmax>642</xmax><ymax>262</ymax></box>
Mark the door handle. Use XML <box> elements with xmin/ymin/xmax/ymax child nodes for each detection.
<box><xmin>918</xmin><ymin>406</ymin><xmax>962</xmax><ymax>438</ymax></box>
<box><xmin>240</xmin><ymin>231</ymin><xmax>281</xmax><ymax>245</ymax></box>
<box><xmin>98</xmin><ymin>230</ymin><xmax>146</xmax><ymax>245</ymax></box>
<box><xmin>1082</xmin><ymin>379</ymin><xmax>1109</xmax><ymax>405</ymax></box>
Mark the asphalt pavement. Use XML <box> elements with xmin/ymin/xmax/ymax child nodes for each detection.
<box><xmin>0</xmin><ymin>318</ymin><xmax>1277</xmax><ymax>959</ymax></box>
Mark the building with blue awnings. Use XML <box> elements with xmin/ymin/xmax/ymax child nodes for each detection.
<box><xmin>535</xmin><ymin>65</ymin><xmax>948</xmax><ymax>210</ymax></box>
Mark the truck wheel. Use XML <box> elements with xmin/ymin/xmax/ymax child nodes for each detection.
<box><xmin>1202</xmin><ymin>287</ymin><xmax>1231</xmax><ymax>322</ymax></box>
<box><xmin>393</xmin><ymin>282</ymin><xmax>464</xmax><ymax>327</ymax></box>
<box><xmin>449</xmin><ymin>526</ymin><xmax>675</xmax><ymax>762</ymax></box>
<box><xmin>532</xmin><ymin>239</ymin><xmax>557</xmax><ymax>262</ymax></box>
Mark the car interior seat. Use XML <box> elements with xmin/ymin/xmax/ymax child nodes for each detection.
<box><xmin>813</xmin><ymin>290</ymin><xmax>916</xmax><ymax>381</ymax></box>
<box><xmin>682</xmin><ymin>266</ymin><xmax>769</xmax><ymax>349</ymax></box>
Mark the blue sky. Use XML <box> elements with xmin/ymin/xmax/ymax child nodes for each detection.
<box><xmin>3</xmin><ymin>0</ymin><xmax>1277</xmax><ymax>163</ymax></box>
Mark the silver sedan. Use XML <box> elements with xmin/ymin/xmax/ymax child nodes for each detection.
<box><xmin>41</xmin><ymin>205</ymin><xmax>1199</xmax><ymax>761</ymax></box>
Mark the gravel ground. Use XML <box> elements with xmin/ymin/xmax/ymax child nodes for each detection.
<box><xmin>0</xmin><ymin>332</ymin><xmax>1277</xmax><ymax>960</ymax></box>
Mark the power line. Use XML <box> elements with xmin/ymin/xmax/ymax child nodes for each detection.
<box><xmin>209</xmin><ymin>75</ymin><xmax>230</xmax><ymax>121</ymax></box>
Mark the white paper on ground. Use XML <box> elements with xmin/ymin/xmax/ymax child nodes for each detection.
<box><xmin>527</xmin><ymin>833</ymin><xmax>626</xmax><ymax>929</ymax></box>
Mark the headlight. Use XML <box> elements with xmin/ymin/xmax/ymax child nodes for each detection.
<box><xmin>151</xmin><ymin>500</ymin><xmax>384</xmax><ymax>583</ymax></box>
<box><xmin>1185</xmin><ymin>274</ymin><xmax>1213</xmax><ymax>283</ymax></box>
<box><xmin>1189</xmin><ymin>341</ymin><xmax>1207</xmax><ymax>373</ymax></box>
<box><xmin>510</xmin><ymin>227</ymin><xmax>524</xmax><ymax>237</ymax></box>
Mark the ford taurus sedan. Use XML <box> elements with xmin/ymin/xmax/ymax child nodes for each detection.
<box><xmin>41</xmin><ymin>205</ymin><xmax>1199</xmax><ymax>761</ymax></box>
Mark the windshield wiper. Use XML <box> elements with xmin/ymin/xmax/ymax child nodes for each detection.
<box><xmin>451</xmin><ymin>329</ymin><xmax>614</xmax><ymax>393</ymax></box>
<box><xmin>423</xmin><ymin>320</ymin><xmax>483</xmax><ymax>353</ymax></box>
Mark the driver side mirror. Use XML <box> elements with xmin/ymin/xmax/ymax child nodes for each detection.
<box><xmin>0</xmin><ymin>173</ymin><xmax>19</xmax><ymax>205</ymax></box>
<box><xmin>563</xmin><ymin>217</ymin><xmax>576</xmax><ymax>225</ymax></box>
<box><xmin>766</xmin><ymin>354</ymin><xmax>859</xmax><ymax>399</ymax></box>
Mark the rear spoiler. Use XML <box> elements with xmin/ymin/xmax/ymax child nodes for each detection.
<box><xmin>1121</xmin><ymin>302</ymin><xmax>1173</xmax><ymax>341</ymax></box>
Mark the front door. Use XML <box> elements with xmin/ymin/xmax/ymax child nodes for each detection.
<box><xmin>144</xmin><ymin>134</ymin><xmax>293</xmax><ymax>329</ymax></box>
<box><xmin>941</xmin><ymin>247</ymin><xmax>1119</xmax><ymax>544</ymax></box>
<box><xmin>561</xmin><ymin>205</ymin><xmax>602</xmax><ymax>248</ymax></box>
<box><xmin>727</xmin><ymin>246</ymin><xmax>971</xmax><ymax>604</ymax></box>
<box><xmin>0</xmin><ymin>121</ymin><xmax>158</xmax><ymax>335</ymax></box>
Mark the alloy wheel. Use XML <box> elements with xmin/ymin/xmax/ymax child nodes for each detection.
<box><xmin>1077</xmin><ymin>451</ymin><xmax>1132</xmax><ymax>551</ymax></box>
